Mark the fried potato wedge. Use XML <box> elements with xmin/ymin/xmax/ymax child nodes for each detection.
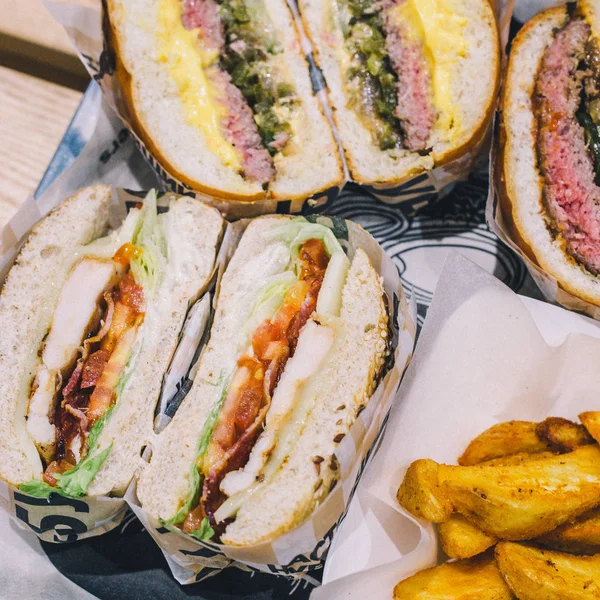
<box><xmin>439</xmin><ymin>513</ymin><xmax>497</xmax><ymax>559</ymax></box>
<box><xmin>536</xmin><ymin>507</ymin><xmax>600</xmax><ymax>555</ymax></box>
<box><xmin>438</xmin><ymin>445</ymin><xmax>600</xmax><ymax>540</ymax></box>
<box><xmin>393</xmin><ymin>554</ymin><xmax>514</xmax><ymax>599</ymax></box>
<box><xmin>481</xmin><ymin>451</ymin><xmax>557</xmax><ymax>468</ymax></box>
<box><xmin>397</xmin><ymin>459</ymin><xmax>453</xmax><ymax>523</ymax></box>
<box><xmin>495</xmin><ymin>542</ymin><xmax>600</xmax><ymax>599</ymax></box>
<box><xmin>458</xmin><ymin>421</ymin><xmax>551</xmax><ymax>466</ymax></box>
<box><xmin>580</xmin><ymin>412</ymin><xmax>600</xmax><ymax>445</ymax></box>
<box><xmin>536</xmin><ymin>417</ymin><xmax>594</xmax><ymax>452</ymax></box>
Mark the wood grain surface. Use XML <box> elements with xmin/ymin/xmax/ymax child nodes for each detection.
<box><xmin>0</xmin><ymin>66</ymin><xmax>82</xmax><ymax>228</ymax></box>
<box><xmin>0</xmin><ymin>0</ymin><xmax>89</xmax><ymax>89</ymax></box>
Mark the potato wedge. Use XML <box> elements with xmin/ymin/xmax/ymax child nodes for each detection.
<box><xmin>580</xmin><ymin>412</ymin><xmax>600</xmax><ymax>445</ymax></box>
<box><xmin>393</xmin><ymin>554</ymin><xmax>514</xmax><ymax>599</ymax></box>
<box><xmin>397</xmin><ymin>459</ymin><xmax>453</xmax><ymax>523</ymax></box>
<box><xmin>438</xmin><ymin>445</ymin><xmax>600</xmax><ymax>540</ymax></box>
<box><xmin>495</xmin><ymin>542</ymin><xmax>600</xmax><ymax>599</ymax></box>
<box><xmin>439</xmin><ymin>513</ymin><xmax>497</xmax><ymax>559</ymax></box>
<box><xmin>458</xmin><ymin>421</ymin><xmax>550</xmax><ymax>466</ymax></box>
<box><xmin>536</xmin><ymin>507</ymin><xmax>600</xmax><ymax>555</ymax></box>
<box><xmin>536</xmin><ymin>417</ymin><xmax>594</xmax><ymax>452</ymax></box>
<box><xmin>481</xmin><ymin>451</ymin><xmax>557</xmax><ymax>468</ymax></box>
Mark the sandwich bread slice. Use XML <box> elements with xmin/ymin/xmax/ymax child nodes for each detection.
<box><xmin>0</xmin><ymin>185</ymin><xmax>223</xmax><ymax>498</ymax></box>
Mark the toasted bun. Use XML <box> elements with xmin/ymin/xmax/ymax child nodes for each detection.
<box><xmin>0</xmin><ymin>187</ymin><xmax>223</xmax><ymax>495</ymax></box>
<box><xmin>138</xmin><ymin>220</ymin><xmax>388</xmax><ymax>547</ymax></box>
<box><xmin>88</xmin><ymin>196</ymin><xmax>223</xmax><ymax>496</ymax></box>
<box><xmin>106</xmin><ymin>0</ymin><xmax>343</xmax><ymax>203</ymax></box>
<box><xmin>299</xmin><ymin>0</ymin><xmax>499</xmax><ymax>186</ymax></box>
<box><xmin>498</xmin><ymin>4</ymin><xmax>600</xmax><ymax>307</ymax></box>
<box><xmin>0</xmin><ymin>186</ymin><xmax>115</xmax><ymax>486</ymax></box>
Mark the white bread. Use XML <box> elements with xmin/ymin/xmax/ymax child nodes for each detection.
<box><xmin>0</xmin><ymin>186</ymin><xmax>115</xmax><ymax>486</ymax></box>
<box><xmin>0</xmin><ymin>187</ymin><xmax>223</xmax><ymax>496</ymax></box>
<box><xmin>107</xmin><ymin>0</ymin><xmax>343</xmax><ymax>203</ymax></box>
<box><xmin>499</xmin><ymin>4</ymin><xmax>600</xmax><ymax>307</ymax></box>
<box><xmin>299</xmin><ymin>0</ymin><xmax>499</xmax><ymax>186</ymax></box>
<box><xmin>138</xmin><ymin>219</ymin><xmax>388</xmax><ymax>547</ymax></box>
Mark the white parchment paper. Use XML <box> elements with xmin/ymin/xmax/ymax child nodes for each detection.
<box><xmin>313</xmin><ymin>251</ymin><xmax>600</xmax><ymax>598</ymax></box>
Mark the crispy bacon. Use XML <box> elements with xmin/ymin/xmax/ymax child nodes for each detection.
<box><xmin>61</xmin><ymin>361</ymin><xmax>83</xmax><ymax>398</ymax></box>
<box><xmin>80</xmin><ymin>349</ymin><xmax>111</xmax><ymax>389</ymax></box>
<box><xmin>186</xmin><ymin>239</ymin><xmax>331</xmax><ymax>532</ymax></box>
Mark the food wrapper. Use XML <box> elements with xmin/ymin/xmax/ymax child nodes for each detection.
<box><xmin>486</xmin><ymin>0</ymin><xmax>600</xmax><ymax>319</ymax></box>
<box><xmin>310</xmin><ymin>251</ymin><xmax>600</xmax><ymax>598</ymax></box>
<box><xmin>123</xmin><ymin>214</ymin><xmax>416</xmax><ymax>584</ymax></box>
<box><xmin>0</xmin><ymin>187</ymin><xmax>217</xmax><ymax>542</ymax></box>
<box><xmin>46</xmin><ymin>0</ymin><xmax>511</xmax><ymax>216</ymax></box>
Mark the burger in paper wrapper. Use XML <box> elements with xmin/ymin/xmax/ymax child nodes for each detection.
<box><xmin>492</xmin><ymin>1</ymin><xmax>600</xmax><ymax>319</ymax></box>
<box><xmin>47</xmin><ymin>0</ymin><xmax>505</xmax><ymax>217</ymax></box>
<box><xmin>126</xmin><ymin>215</ymin><xmax>414</xmax><ymax>583</ymax></box>
<box><xmin>0</xmin><ymin>186</ymin><xmax>223</xmax><ymax>541</ymax></box>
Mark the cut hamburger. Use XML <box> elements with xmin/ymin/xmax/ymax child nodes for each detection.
<box><xmin>298</xmin><ymin>0</ymin><xmax>500</xmax><ymax>186</ymax></box>
<box><xmin>0</xmin><ymin>186</ymin><xmax>223</xmax><ymax>498</ymax></box>
<box><xmin>106</xmin><ymin>0</ymin><xmax>344</xmax><ymax>203</ymax></box>
<box><xmin>499</xmin><ymin>0</ymin><xmax>600</xmax><ymax>306</ymax></box>
<box><xmin>137</xmin><ymin>216</ymin><xmax>389</xmax><ymax>545</ymax></box>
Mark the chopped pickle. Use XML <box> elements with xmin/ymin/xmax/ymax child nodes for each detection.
<box><xmin>217</xmin><ymin>0</ymin><xmax>296</xmax><ymax>155</ymax></box>
<box><xmin>335</xmin><ymin>0</ymin><xmax>403</xmax><ymax>150</ymax></box>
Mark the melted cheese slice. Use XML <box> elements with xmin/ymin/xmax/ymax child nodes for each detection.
<box><xmin>391</xmin><ymin>0</ymin><xmax>468</xmax><ymax>142</ymax></box>
<box><xmin>156</xmin><ymin>0</ymin><xmax>241</xmax><ymax>170</ymax></box>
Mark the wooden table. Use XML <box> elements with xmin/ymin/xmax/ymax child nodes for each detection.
<box><xmin>0</xmin><ymin>0</ymin><xmax>87</xmax><ymax>229</ymax></box>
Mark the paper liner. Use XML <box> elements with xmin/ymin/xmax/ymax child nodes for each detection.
<box><xmin>46</xmin><ymin>0</ymin><xmax>510</xmax><ymax>216</ymax></box>
<box><xmin>312</xmin><ymin>251</ymin><xmax>600</xmax><ymax>598</ymax></box>
<box><xmin>124</xmin><ymin>216</ymin><xmax>416</xmax><ymax>584</ymax></box>
<box><xmin>0</xmin><ymin>187</ymin><xmax>217</xmax><ymax>542</ymax></box>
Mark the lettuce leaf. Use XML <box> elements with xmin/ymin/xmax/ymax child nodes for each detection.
<box><xmin>265</xmin><ymin>216</ymin><xmax>344</xmax><ymax>268</ymax></box>
<box><xmin>19</xmin><ymin>406</ymin><xmax>115</xmax><ymax>499</ymax></box>
<box><xmin>130</xmin><ymin>190</ymin><xmax>167</xmax><ymax>297</ymax></box>
<box><xmin>163</xmin><ymin>374</ymin><xmax>228</xmax><ymax>526</ymax></box>
<box><xmin>190</xmin><ymin>517</ymin><xmax>215</xmax><ymax>541</ymax></box>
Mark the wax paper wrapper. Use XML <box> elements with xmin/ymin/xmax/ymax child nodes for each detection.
<box><xmin>0</xmin><ymin>185</ymin><xmax>218</xmax><ymax>542</ymax></box>
<box><xmin>47</xmin><ymin>0</ymin><xmax>511</xmax><ymax>216</ymax></box>
<box><xmin>124</xmin><ymin>214</ymin><xmax>416</xmax><ymax>584</ymax></box>
<box><xmin>309</xmin><ymin>251</ymin><xmax>600</xmax><ymax>598</ymax></box>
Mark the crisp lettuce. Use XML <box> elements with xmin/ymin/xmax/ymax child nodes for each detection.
<box><xmin>242</xmin><ymin>271</ymin><xmax>297</xmax><ymax>347</ymax></box>
<box><xmin>19</xmin><ymin>406</ymin><xmax>115</xmax><ymax>499</ymax></box>
<box><xmin>163</xmin><ymin>374</ymin><xmax>228</xmax><ymax>527</ymax></box>
<box><xmin>191</xmin><ymin>517</ymin><xmax>215</xmax><ymax>541</ymax></box>
<box><xmin>130</xmin><ymin>190</ymin><xmax>167</xmax><ymax>297</ymax></box>
<box><xmin>265</xmin><ymin>216</ymin><xmax>344</xmax><ymax>267</ymax></box>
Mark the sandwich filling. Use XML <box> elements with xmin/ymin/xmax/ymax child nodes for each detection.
<box><xmin>534</xmin><ymin>15</ymin><xmax>600</xmax><ymax>275</ymax></box>
<box><xmin>164</xmin><ymin>218</ymin><xmax>351</xmax><ymax>540</ymax></box>
<box><xmin>158</xmin><ymin>0</ymin><xmax>302</xmax><ymax>186</ymax></box>
<box><xmin>329</xmin><ymin>0</ymin><xmax>468</xmax><ymax>151</ymax></box>
<box><xmin>21</xmin><ymin>193</ymin><xmax>166</xmax><ymax>498</ymax></box>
